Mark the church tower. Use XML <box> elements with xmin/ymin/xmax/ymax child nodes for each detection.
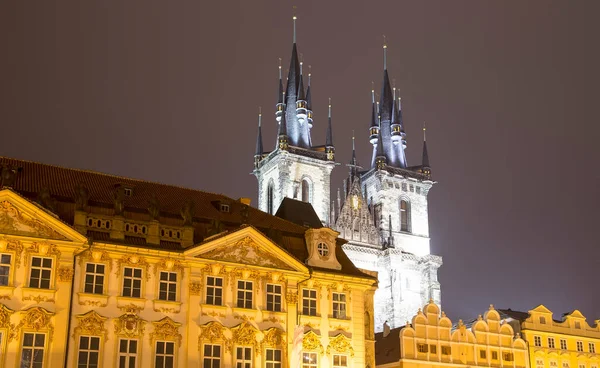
<box><xmin>333</xmin><ymin>40</ymin><xmax>442</xmax><ymax>331</ymax></box>
<box><xmin>253</xmin><ymin>14</ymin><xmax>336</xmax><ymax>224</ymax></box>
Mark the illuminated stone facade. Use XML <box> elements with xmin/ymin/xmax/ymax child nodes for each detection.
<box><xmin>0</xmin><ymin>157</ymin><xmax>377</xmax><ymax>368</ymax></box>
<box><xmin>375</xmin><ymin>302</ymin><xmax>529</xmax><ymax>368</ymax></box>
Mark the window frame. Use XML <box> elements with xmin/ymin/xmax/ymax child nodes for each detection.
<box><xmin>157</xmin><ymin>271</ymin><xmax>178</xmax><ymax>302</ymax></box>
<box><xmin>332</xmin><ymin>354</ymin><xmax>348</xmax><ymax>368</ymax></box>
<box><xmin>332</xmin><ymin>292</ymin><xmax>347</xmax><ymax>319</ymax></box>
<box><xmin>77</xmin><ymin>335</ymin><xmax>102</xmax><ymax>368</ymax></box>
<box><xmin>302</xmin><ymin>352</ymin><xmax>318</xmax><ymax>368</ymax></box>
<box><xmin>19</xmin><ymin>332</ymin><xmax>47</xmax><ymax>368</ymax></box>
<box><xmin>560</xmin><ymin>339</ymin><xmax>568</xmax><ymax>350</ymax></box>
<box><xmin>202</xmin><ymin>343</ymin><xmax>221</xmax><ymax>368</ymax></box>
<box><xmin>548</xmin><ymin>337</ymin><xmax>556</xmax><ymax>349</ymax></box>
<box><xmin>235</xmin><ymin>346</ymin><xmax>252</xmax><ymax>368</ymax></box>
<box><xmin>117</xmin><ymin>338</ymin><xmax>139</xmax><ymax>368</ymax></box>
<box><xmin>417</xmin><ymin>343</ymin><xmax>428</xmax><ymax>353</ymax></box>
<box><xmin>83</xmin><ymin>262</ymin><xmax>106</xmax><ymax>295</ymax></box>
<box><xmin>534</xmin><ymin>335</ymin><xmax>542</xmax><ymax>347</ymax></box>
<box><xmin>577</xmin><ymin>341</ymin><xmax>584</xmax><ymax>352</ymax></box>
<box><xmin>154</xmin><ymin>340</ymin><xmax>176</xmax><ymax>368</ymax></box>
<box><xmin>266</xmin><ymin>283</ymin><xmax>282</xmax><ymax>312</ymax></box>
<box><xmin>205</xmin><ymin>276</ymin><xmax>224</xmax><ymax>306</ymax></box>
<box><xmin>302</xmin><ymin>289</ymin><xmax>318</xmax><ymax>316</ymax></box>
<box><xmin>589</xmin><ymin>342</ymin><xmax>595</xmax><ymax>353</ymax></box>
<box><xmin>0</xmin><ymin>252</ymin><xmax>14</xmax><ymax>287</ymax></box>
<box><xmin>265</xmin><ymin>348</ymin><xmax>282</xmax><ymax>368</ymax></box>
<box><xmin>399</xmin><ymin>198</ymin><xmax>411</xmax><ymax>232</ymax></box>
<box><xmin>236</xmin><ymin>280</ymin><xmax>253</xmax><ymax>309</ymax></box>
<box><xmin>122</xmin><ymin>266</ymin><xmax>144</xmax><ymax>298</ymax></box>
<box><xmin>28</xmin><ymin>256</ymin><xmax>54</xmax><ymax>290</ymax></box>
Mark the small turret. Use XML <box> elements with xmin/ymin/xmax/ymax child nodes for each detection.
<box><xmin>306</xmin><ymin>65</ymin><xmax>313</xmax><ymax>129</ymax></box>
<box><xmin>278</xmin><ymin>107</ymin><xmax>289</xmax><ymax>151</ymax></box>
<box><xmin>369</xmin><ymin>84</ymin><xmax>379</xmax><ymax>145</ymax></box>
<box><xmin>391</xmin><ymin>86</ymin><xmax>402</xmax><ymax>143</ymax></box>
<box><xmin>421</xmin><ymin>122</ymin><xmax>431</xmax><ymax>177</ymax></box>
<box><xmin>325</xmin><ymin>98</ymin><xmax>335</xmax><ymax>161</ymax></box>
<box><xmin>399</xmin><ymin>96</ymin><xmax>407</xmax><ymax>149</ymax></box>
<box><xmin>276</xmin><ymin>59</ymin><xmax>284</xmax><ymax>123</ymax></box>
<box><xmin>375</xmin><ymin>116</ymin><xmax>387</xmax><ymax>170</ymax></box>
<box><xmin>296</xmin><ymin>57</ymin><xmax>308</xmax><ymax>124</ymax></box>
<box><xmin>254</xmin><ymin>107</ymin><xmax>264</xmax><ymax>168</ymax></box>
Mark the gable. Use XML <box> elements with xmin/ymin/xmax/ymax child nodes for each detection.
<box><xmin>530</xmin><ymin>305</ymin><xmax>553</xmax><ymax>315</ymax></box>
<box><xmin>185</xmin><ymin>227</ymin><xmax>308</xmax><ymax>272</ymax></box>
<box><xmin>0</xmin><ymin>189</ymin><xmax>86</xmax><ymax>242</ymax></box>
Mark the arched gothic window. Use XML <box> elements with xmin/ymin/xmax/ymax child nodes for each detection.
<box><xmin>267</xmin><ymin>181</ymin><xmax>274</xmax><ymax>214</ymax></box>
<box><xmin>400</xmin><ymin>199</ymin><xmax>411</xmax><ymax>232</ymax></box>
<box><xmin>301</xmin><ymin>179</ymin><xmax>310</xmax><ymax>203</ymax></box>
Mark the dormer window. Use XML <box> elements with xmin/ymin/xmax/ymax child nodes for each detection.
<box><xmin>305</xmin><ymin>228</ymin><xmax>341</xmax><ymax>270</ymax></box>
<box><xmin>317</xmin><ymin>243</ymin><xmax>329</xmax><ymax>257</ymax></box>
<box><xmin>540</xmin><ymin>316</ymin><xmax>546</xmax><ymax>324</ymax></box>
<box><xmin>123</xmin><ymin>188</ymin><xmax>133</xmax><ymax>197</ymax></box>
<box><xmin>219</xmin><ymin>204</ymin><xmax>230</xmax><ymax>213</ymax></box>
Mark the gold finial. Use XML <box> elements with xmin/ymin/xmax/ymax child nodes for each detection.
<box><xmin>278</xmin><ymin>58</ymin><xmax>282</xmax><ymax>79</ymax></box>
<box><xmin>292</xmin><ymin>6</ymin><xmax>297</xmax><ymax>43</ymax></box>
<box><xmin>383</xmin><ymin>35</ymin><xmax>388</xmax><ymax>69</ymax></box>
<box><xmin>383</xmin><ymin>34</ymin><xmax>387</xmax><ymax>48</ymax></box>
<box><xmin>258</xmin><ymin>107</ymin><xmax>262</xmax><ymax>127</ymax></box>
<box><xmin>308</xmin><ymin>64</ymin><xmax>311</xmax><ymax>77</ymax></box>
<box><xmin>423</xmin><ymin>122</ymin><xmax>426</xmax><ymax>141</ymax></box>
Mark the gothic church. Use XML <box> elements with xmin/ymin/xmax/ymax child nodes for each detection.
<box><xmin>252</xmin><ymin>18</ymin><xmax>442</xmax><ymax>332</ymax></box>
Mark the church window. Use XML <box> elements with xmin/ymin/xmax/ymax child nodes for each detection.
<box><xmin>302</xmin><ymin>352</ymin><xmax>318</xmax><ymax>368</ymax></box>
<box><xmin>577</xmin><ymin>341</ymin><xmax>584</xmax><ymax>352</ymax></box>
<box><xmin>333</xmin><ymin>355</ymin><xmax>348</xmax><ymax>367</ymax></box>
<box><xmin>84</xmin><ymin>263</ymin><xmax>105</xmax><ymax>294</ymax></box>
<box><xmin>266</xmin><ymin>284</ymin><xmax>282</xmax><ymax>312</ymax></box>
<box><xmin>402</xmin><ymin>183</ymin><xmax>407</xmax><ymax>191</ymax></box>
<box><xmin>237</xmin><ymin>280</ymin><xmax>253</xmax><ymax>309</ymax></box>
<box><xmin>503</xmin><ymin>352</ymin><xmax>514</xmax><ymax>362</ymax></box>
<box><xmin>560</xmin><ymin>339</ymin><xmax>567</xmax><ymax>350</ymax></box>
<box><xmin>21</xmin><ymin>332</ymin><xmax>46</xmax><ymax>368</ymax></box>
<box><xmin>317</xmin><ymin>243</ymin><xmax>329</xmax><ymax>257</ymax></box>
<box><xmin>155</xmin><ymin>341</ymin><xmax>175</xmax><ymax>368</ymax></box>
<box><xmin>332</xmin><ymin>293</ymin><xmax>347</xmax><ymax>319</ymax></box>
<box><xmin>118</xmin><ymin>339</ymin><xmax>138</xmax><ymax>368</ymax></box>
<box><xmin>409</xmin><ymin>184</ymin><xmax>414</xmax><ymax>192</ymax></box>
<box><xmin>416</xmin><ymin>186</ymin><xmax>421</xmax><ymax>194</ymax></box>
<box><xmin>441</xmin><ymin>346</ymin><xmax>451</xmax><ymax>355</ymax></box>
<box><xmin>77</xmin><ymin>336</ymin><xmax>101</xmax><ymax>368</ymax></box>
<box><xmin>266</xmin><ymin>349</ymin><xmax>282</xmax><ymax>368</ymax></box>
<box><xmin>203</xmin><ymin>344</ymin><xmax>221</xmax><ymax>368</ymax></box>
<box><xmin>400</xmin><ymin>200</ymin><xmax>411</xmax><ymax>232</ymax></box>
<box><xmin>267</xmin><ymin>182</ymin><xmax>274</xmax><ymax>214</ymax></box>
<box><xmin>122</xmin><ymin>267</ymin><xmax>143</xmax><ymax>298</ymax></box>
<box><xmin>417</xmin><ymin>343</ymin><xmax>428</xmax><ymax>353</ymax></box>
<box><xmin>206</xmin><ymin>276</ymin><xmax>223</xmax><ymax>305</ymax></box>
<box><xmin>589</xmin><ymin>343</ymin><xmax>595</xmax><ymax>353</ymax></box>
<box><xmin>534</xmin><ymin>336</ymin><xmax>542</xmax><ymax>347</ymax></box>
<box><xmin>0</xmin><ymin>254</ymin><xmax>12</xmax><ymax>286</ymax></box>
<box><xmin>29</xmin><ymin>257</ymin><xmax>53</xmax><ymax>289</ymax></box>
<box><xmin>235</xmin><ymin>347</ymin><xmax>252</xmax><ymax>368</ymax></box>
<box><xmin>302</xmin><ymin>289</ymin><xmax>317</xmax><ymax>316</ymax></box>
<box><xmin>492</xmin><ymin>351</ymin><xmax>498</xmax><ymax>360</ymax></box>
<box><xmin>158</xmin><ymin>271</ymin><xmax>178</xmax><ymax>301</ymax></box>
<box><xmin>548</xmin><ymin>337</ymin><xmax>555</xmax><ymax>348</ymax></box>
<box><xmin>480</xmin><ymin>350</ymin><xmax>487</xmax><ymax>359</ymax></box>
<box><xmin>302</xmin><ymin>179</ymin><xmax>311</xmax><ymax>203</ymax></box>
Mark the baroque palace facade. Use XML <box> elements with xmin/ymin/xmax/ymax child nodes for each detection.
<box><xmin>0</xmin><ymin>157</ymin><xmax>377</xmax><ymax>368</ymax></box>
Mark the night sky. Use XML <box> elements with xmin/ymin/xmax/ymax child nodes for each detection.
<box><xmin>1</xmin><ymin>1</ymin><xmax>597</xmax><ymax>321</ymax></box>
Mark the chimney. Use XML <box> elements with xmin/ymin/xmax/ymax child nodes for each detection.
<box><xmin>383</xmin><ymin>321</ymin><xmax>390</xmax><ymax>337</ymax></box>
<box><xmin>238</xmin><ymin>198</ymin><xmax>251</xmax><ymax>206</ymax></box>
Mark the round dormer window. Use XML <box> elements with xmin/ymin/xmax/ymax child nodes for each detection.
<box><xmin>317</xmin><ymin>242</ymin><xmax>329</xmax><ymax>257</ymax></box>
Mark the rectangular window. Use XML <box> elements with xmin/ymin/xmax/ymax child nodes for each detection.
<box><xmin>540</xmin><ymin>316</ymin><xmax>547</xmax><ymax>324</ymax></box>
<box><xmin>84</xmin><ymin>263</ymin><xmax>105</xmax><ymax>294</ymax></box>
<box><xmin>563</xmin><ymin>362</ymin><xmax>570</xmax><ymax>368</ymax></box>
<box><xmin>206</xmin><ymin>277</ymin><xmax>223</xmax><ymax>306</ymax></box>
<box><xmin>159</xmin><ymin>271</ymin><xmax>177</xmax><ymax>301</ymax></box>
<box><xmin>430</xmin><ymin>345</ymin><xmax>437</xmax><ymax>354</ymax></box>
<box><xmin>575</xmin><ymin>321</ymin><xmax>581</xmax><ymax>329</ymax></box>
<box><xmin>78</xmin><ymin>336</ymin><xmax>100</xmax><ymax>368</ymax></box>
<box><xmin>589</xmin><ymin>343</ymin><xmax>596</xmax><ymax>353</ymax></box>
<box><xmin>560</xmin><ymin>339</ymin><xmax>567</xmax><ymax>350</ymax></box>
<box><xmin>236</xmin><ymin>281</ymin><xmax>253</xmax><ymax>309</ymax></box>
<box><xmin>577</xmin><ymin>341</ymin><xmax>584</xmax><ymax>352</ymax></box>
<box><xmin>480</xmin><ymin>350</ymin><xmax>487</xmax><ymax>359</ymax></box>
<box><xmin>118</xmin><ymin>339</ymin><xmax>138</xmax><ymax>368</ymax></box>
<box><xmin>534</xmin><ymin>336</ymin><xmax>542</xmax><ymax>347</ymax></box>
<box><xmin>122</xmin><ymin>267</ymin><xmax>142</xmax><ymax>298</ymax></box>
<box><xmin>0</xmin><ymin>254</ymin><xmax>11</xmax><ymax>286</ymax></box>
<box><xmin>441</xmin><ymin>346</ymin><xmax>451</xmax><ymax>355</ymax></box>
<box><xmin>302</xmin><ymin>352</ymin><xmax>318</xmax><ymax>368</ymax></box>
<box><xmin>550</xmin><ymin>362</ymin><xmax>557</xmax><ymax>368</ymax></box>
<box><xmin>29</xmin><ymin>257</ymin><xmax>52</xmax><ymax>289</ymax></box>
<box><xmin>155</xmin><ymin>341</ymin><xmax>175</xmax><ymax>368</ymax></box>
<box><xmin>417</xmin><ymin>343</ymin><xmax>428</xmax><ymax>353</ymax></box>
<box><xmin>20</xmin><ymin>332</ymin><xmax>45</xmax><ymax>368</ymax></box>
<box><xmin>302</xmin><ymin>289</ymin><xmax>317</xmax><ymax>316</ymax></box>
<box><xmin>549</xmin><ymin>337</ymin><xmax>556</xmax><ymax>349</ymax></box>
<box><xmin>235</xmin><ymin>347</ymin><xmax>252</xmax><ymax>368</ymax></box>
<box><xmin>265</xmin><ymin>348</ymin><xmax>281</xmax><ymax>368</ymax></box>
<box><xmin>503</xmin><ymin>352</ymin><xmax>514</xmax><ymax>362</ymax></box>
<box><xmin>333</xmin><ymin>354</ymin><xmax>348</xmax><ymax>367</ymax></box>
<box><xmin>203</xmin><ymin>344</ymin><xmax>221</xmax><ymax>368</ymax></box>
<box><xmin>492</xmin><ymin>351</ymin><xmax>498</xmax><ymax>360</ymax></box>
<box><xmin>332</xmin><ymin>293</ymin><xmax>347</xmax><ymax>319</ymax></box>
<box><xmin>266</xmin><ymin>284</ymin><xmax>282</xmax><ymax>312</ymax></box>
<box><xmin>579</xmin><ymin>364</ymin><xmax>586</xmax><ymax>368</ymax></box>
<box><xmin>537</xmin><ymin>359</ymin><xmax>545</xmax><ymax>368</ymax></box>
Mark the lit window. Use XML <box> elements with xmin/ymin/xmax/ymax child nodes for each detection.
<box><xmin>21</xmin><ymin>333</ymin><xmax>46</xmax><ymax>368</ymax></box>
<box><xmin>549</xmin><ymin>337</ymin><xmax>556</xmax><ymax>349</ymax></box>
<box><xmin>122</xmin><ymin>267</ymin><xmax>142</xmax><ymax>298</ymax></box>
<box><xmin>266</xmin><ymin>349</ymin><xmax>282</xmax><ymax>368</ymax></box>
<box><xmin>155</xmin><ymin>341</ymin><xmax>175</xmax><ymax>368</ymax></box>
<box><xmin>503</xmin><ymin>352</ymin><xmax>514</xmax><ymax>362</ymax></box>
<box><xmin>77</xmin><ymin>336</ymin><xmax>101</xmax><ymax>368</ymax></box>
<box><xmin>577</xmin><ymin>341</ymin><xmax>584</xmax><ymax>352</ymax></box>
<box><xmin>480</xmin><ymin>350</ymin><xmax>487</xmax><ymax>359</ymax></box>
<box><xmin>203</xmin><ymin>344</ymin><xmax>221</xmax><ymax>368</ymax></box>
<box><xmin>441</xmin><ymin>346</ymin><xmax>451</xmax><ymax>355</ymax></box>
<box><xmin>118</xmin><ymin>339</ymin><xmax>138</xmax><ymax>368</ymax></box>
<box><xmin>589</xmin><ymin>343</ymin><xmax>596</xmax><ymax>353</ymax></box>
<box><xmin>560</xmin><ymin>339</ymin><xmax>567</xmax><ymax>350</ymax></box>
<box><xmin>29</xmin><ymin>257</ymin><xmax>53</xmax><ymax>289</ymax></box>
<box><xmin>302</xmin><ymin>289</ymin><xmax>317</xmax><ymax>316</ymax></box>
<box><xmin>417</xmin><ymin>343</ymin><xmax>428</xmax><ymax>353</ymax></box>
<box><xmin>332</xmin><ymin>293</ymin><xmax>346</xmax><ymax>319</ymax></box>
<box><xmin>333</xmin><ymin>354</ymin><xmax>348</xmax><ymax>367</ymax></box>
<box><xmin>302</xmin><ymin>352</ymin><xmax>317</xmax><ymax>368</ymax></box>
<box><xmin>266</xmin><ymin>284</ymin><xmax>282</xmax><ymax>312</ymax></box>
<box><xmin>158</xmin><ymin>272</ymin><xmax>177</xmax><ymax>301</ymax></box>
<box><xmin>534</xmin><ymin>336</ymin><xmax>542</xmax><ymax>347</ymax></box>
<box><xmin>400</xmin><ymin>200</ymin><xmax>410</xmax><ymax>232</ymax></box>
<box><xmin>317</xmin><ymin>243</ymin><xmax>329</xmax><ymax>257</ymax></box>
<box><xmin>206</xmin><ymin>277</ymin><xmax>223</xmax><ymax>306</ymax></box>
<box><xmin>237</xmin><ymin>281</ymin><xmax>253</xmax><ymax>309</ymax></box>
<box><xmin>84</xmin><ymin>263</ymin><xmax>105</xmax><ymax>294</ymax></box>
<box><xmin>0</xmin><ymin>254</ymin><xmax>11</xmax><ymax>286</ymax></box>
<box><xmin>236</xmin><ymin>347</ymin><xmax>252</xmax><ymax>368</ymax></box>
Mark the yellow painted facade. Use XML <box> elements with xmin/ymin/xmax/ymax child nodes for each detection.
<box><xmin>0</xmin><ymin>188</ymin><xmax>377</xmax><ymax>368</ymax></box>
<box><xmin>376</xmin><ymin>302</ymin><xmax>529</xmax><ymax>368</ymax></box>
<box><xmin>502</xmin><ymin>306</ymin><xmax>600</xmax><ymax>368</ymax></box>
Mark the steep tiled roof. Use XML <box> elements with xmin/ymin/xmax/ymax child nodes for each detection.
<box><xmin>275</xmin><ymin>198</ymin><xmax>323</xmax><ymax>229</ymax></box>
<box><xmin>375</xmin><ymin>327</ymin><xmax>403</xmax><ymax>365</ymax></box>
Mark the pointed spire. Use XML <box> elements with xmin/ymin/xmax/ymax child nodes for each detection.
<box><xmin>306</xmin><ymin>65</ymin><xmax>312</xmax><ymax>110</ymax></box>
<box><xmin>277</xmin><ymin>58</ymin><xmax>284</xmax><ymax>104</ymax></box>
<box><xmin>383</xmin><ymin>35</ymin><xmax>388</xmax><ymax>70</ymax></box>
<box><xmin>422</xmin><ymin>122</ymin><xmax>430</xmax><ymax>168</ymax></box>
<box><xmin>326</xmin><ymin>98</ymin><xmax>333</xmax><ymax>146</ymax></box>
<box><xmin>297</xmin><ymin>58</ymin><xmax>306</xmax><ymax>100</ymax></box>
<box><xmin>255</xmin><ymin>107</ymin><xmax>263</xmax><ymax>157</ymax></box>
<box><xmin>348</xmin><ymin>132</ymin><xmax>362</xmax><ymax>178</ymax></box>
<box><xmin>369</xmin><ymin>83</ymin><xmax>378</xmax><ymax>129</ymax></box>
<box><xmin>379</xmin><ymin>36</ymin><xmax>394</xmax><ymax>123</ymax></box>
<box><xmin>293</xmin><ymin>6</ymin><xmax>297</xmax><ymax>44</ymax></box>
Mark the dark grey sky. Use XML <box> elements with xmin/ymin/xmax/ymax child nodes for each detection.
<box><xmin>1</xmin><ymin>1</ymin><xmax>597</xmax><ymax>321</ymax></box>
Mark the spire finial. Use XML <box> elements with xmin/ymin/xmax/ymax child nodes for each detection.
<box><xmin>328</xmin><ymin>97</ymin><xmax>332</xmax><ymax>118</ymax></box>
<box><xmin>383</xmin><ymin>35</ymin><xmax>388</xmax><ymax>70</ymax></box>
<box><xmin>308</xmin><ymin>65</ymin><xmax>312</xmax><ymax>86</ymax></box>
<box><xmin>292</xmin><ymin>6</ymin><xmax>297</xmax><ymax>44</ymax></box>
<box><xmin>371</xmin><ymin>82</ymin><xmax>375</xmax><ymax>103</ymax></box>
<box><xmin>393</xmin><ymin>79</ymin><xmax>396</xmax><ymax>99</ymax></box>
<box><xmin>299</xmin><ymin>53</ymin><xmax>303</xmax><ymax>75</ymax></box>
<box><xmin>258</xmin><ymin>106</ymin><xmax>262</xmax><ymax>126</ymax></box>
<box><xmin>423</xmin><ymin>121</ymin><xmax>427</xmax><ymax>141</ymax></box>
<box><xmin>278</xmin><ymin>58</ymin><xmax>282</xmax><ymax>79</ymax></box>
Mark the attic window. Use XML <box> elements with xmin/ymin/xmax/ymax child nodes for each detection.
<box><xmin>575</xmin><ymin>321</ymin><xmax>581</xmax><ymax>329</ymax></box>
<box><xmin>219</xmin><ymin>204</ymin><xmax>230</xmax><ymax>213</ymax></box>
<box><xmin>123</xmin><ymin>188</ymin><xmax>133</xmax><ymax>197</ymax></box>
<box><xmin>540</xmin><ymin>316</ymin><xmax>546</xmax><ymax>324</ymax></box>
<box><xmin>317</xmin><ymin>242</ymin><xmax>329</xmax><ymax>257</ymax></box>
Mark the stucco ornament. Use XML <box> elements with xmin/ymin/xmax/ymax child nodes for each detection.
<box><xmin>302</xmin><ymin>330</ymin><xmax>324</xmax><ymax>355</ymax></box>
<box><xmin>189</xmin><ymin>282</ymin><xmax>203</xmax><ymax>296</ymax></box>
<box><xmin>231</xmin><ymin>321</ymin><xmax>259</xmax><ymax>351</ymax></box>
<box><xmin>285</xmin><ymin>290</ymin><xmax>298</xmax><ymax>304</ymax></box>
<box><xmin>79</xmin><ymin>250</ymin><xmax>112</xmax><ymax>272</ymax></box>
<box><xmin>155</xmin><ymin>258</ymin><xmax>184</xmax><ymax>275</ymax></box>
<box><xmin>115</xmin><ymin>254</ymin><xmax>151</xmax><ymax>281</ymax></box>
<box><xmin>57</xmin><ymin>266</ymin><xmax>74</xmax><ymax>282</ymax></box>
<box><xmin>24</xmin><ymin>242</ymin><xmax>61</xmax><ymax>265</ymax></box>
<box><xmin>326</xmin><ymin>333</ymin><xmax>354</xmax><ymax>357</ymax></box>
<box><xmin>114</xmin><ymin>312</ymin><xmax>145</xmax><ymax>338</ymax></box>
<box><xmin>0</xmin><ymin>238</ymin><xmax>23</xmax><ymax>268</ymax></box>
<box><xmin>262</xmin><ymin>327</ymin><xmax>285</xmax><ymax>350</ymax></box>
<box><xmin>151</xmin><ymin>317</ymin><xmax>182</xmax><ymax>347</ymax></box>
<box><xmin>0</xmin><ymin>201</ymin><xmax>67</xmax><ymax>239</ymax></box>
<box><xmin>0</xmin><ymin>303</ymin><xmax>17</xmax><ymax>341</ymax></box>
<box><xmin>198</xmin><ymin>321</ymin><xmax>232</xmax><ymax>351</ymax></box>
<box><xmin>74</xmin><ymin>311</ymin><xmax>108</xmax><ymax>339</ymax></box>
<box><xmin>199</xmin><ymin>236</ymin><xmax>293</xmax><ymax>270</ymax></box>
<box><xmin>18</xmin><ymin>307</ymin><xmax>55</xmax><ymax>341</ymax></box>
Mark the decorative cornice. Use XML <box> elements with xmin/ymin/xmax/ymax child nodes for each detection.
<box><xmin>326</xmin><ymin>333</ymin><xmax>354</xmax><ymax>357</ymax></box>
<box><xmin>302</xmin><ymin>330</ymin><xmax>324</xmax><ymax>355</ymax></box>
<box><xmin>74</xmin><ymin>311</ymin><xmax>108</xmax><ymax>339</ymax></box>
<box><xmin>18</xmin><ymin>307</ymin><xmax>55</xmax><ymax>342</ymax></box>
<box><xmin>0</xmin><ymin>303</ymin><xmax>17</xmax><ymax>341</ymax></box>
<box><xmin>151</xmin><ymin>317</ymin><xmax>182</xmax><ymax>347</ymax></box>
<box><xmin>115</xmin><ymin>255</ymin><xmax>151</xmax><ymax>281</ymax></box>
